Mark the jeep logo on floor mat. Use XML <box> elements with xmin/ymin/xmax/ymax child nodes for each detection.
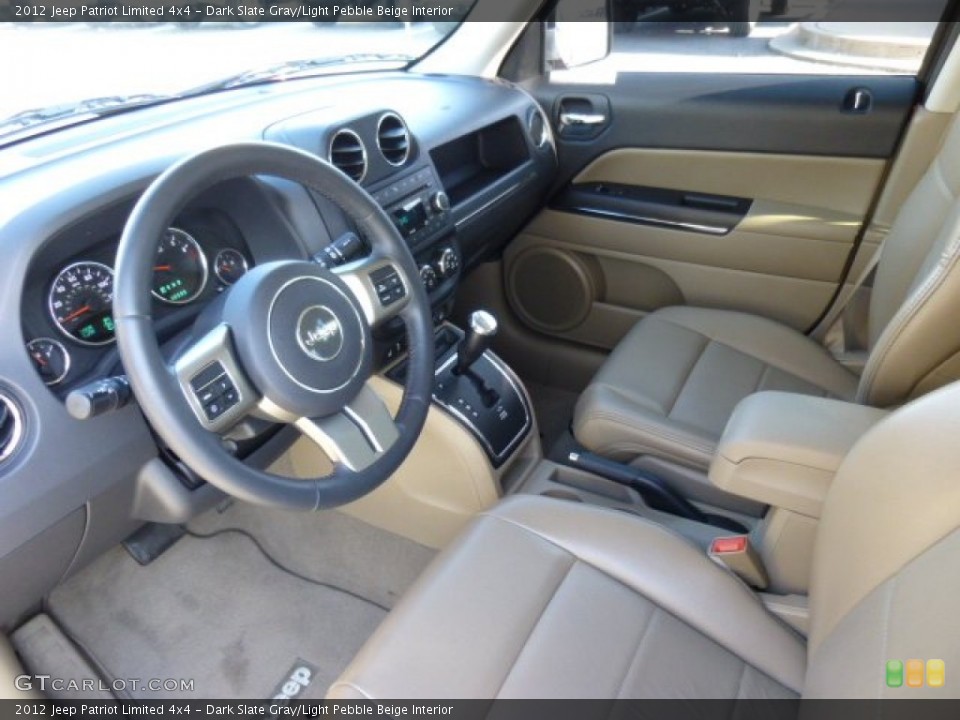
<box><xmin>271</xmin><ymin>659</ymin><xmax>318</xmax><ymax>701</ymax></box>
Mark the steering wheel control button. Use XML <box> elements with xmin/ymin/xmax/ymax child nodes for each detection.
<box><xmin>188</xmin><ymin>362</ymin><xmax>240</xmax><ymax>421</ymax></box>
<box><xmin>297</xmin><ymin>306</ymin><xmax>344</xmax><ymax>362</ymax></box>
<box><xmin>371</xmin><ymin>265</ymin><xmax>406</xmax><ymax>307</ymax></box>
<box><xmin>189</xmin><ymin>362</ymin><xmax>225</xmax><ymax>392</ymax></box>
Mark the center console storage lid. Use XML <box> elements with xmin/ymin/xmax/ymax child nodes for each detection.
<box><xmin>710</xmin><ymin>392</ymin><xmax>888</xmax><ymax>518</ymax></box>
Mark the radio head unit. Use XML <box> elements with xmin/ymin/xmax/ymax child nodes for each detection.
<box><xmin>373</xmin><ymin>166</ymin><xmax>452</xmax><ymax>248</ymax></box>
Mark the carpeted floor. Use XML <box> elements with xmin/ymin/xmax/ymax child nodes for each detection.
<box><xmin>27</xmin><ymin>507</ymin><xmax>435</xmax><ymax>700</ymax></box>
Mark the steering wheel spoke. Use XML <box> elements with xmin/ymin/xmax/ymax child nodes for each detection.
<box><xmin>334</xmin><ymin>254</ymin><xmax>412</xmax><ymax>327</ymax></box>
<box><xmin>172</xmin><ymin>323</ymin><xmax>260</xmax><ymax>434</ymax></box>
<box><xmin>295</xmin><ymin>382</ymin><xmax>400</xmax><ymax>472</ymax></box>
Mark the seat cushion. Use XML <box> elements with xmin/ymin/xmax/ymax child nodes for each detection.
<box><xmin>573</xmin><ymin>307</ymin><xmax>859</xmax><ymax>470</ymax></box>
<box><xmin>327</xmin><ymin>496</ymin><xmax>805</xmax><ymax>699</ymax></box>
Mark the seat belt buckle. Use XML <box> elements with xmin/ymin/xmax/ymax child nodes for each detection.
<box><xmin>708</xmin><ymin>536</ymin><xmax>768</xmax><ymax>590</ymax></box>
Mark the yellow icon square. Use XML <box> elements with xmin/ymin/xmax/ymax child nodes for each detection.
<box><xmin>927</xmin><ymin>659</ymin><xmax>945</xmax><ymax>688</ymax></box>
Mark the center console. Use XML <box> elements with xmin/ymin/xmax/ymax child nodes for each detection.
<box><xmin>386</xmin><ymin>316</ymin><xmax>533</xmax><ymax>469</ymax></box>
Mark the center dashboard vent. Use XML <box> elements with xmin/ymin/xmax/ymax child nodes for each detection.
<box><xmin>377</xmin><ymin>113</ymin><xmax>410</xmax><ymax>166</ymax></box>
<box><xmin>329</xmin><ymin>129</ymin><xmax>367</xmax><ymax>183</ymax></box>
<box><xmin>0</xmin><ymin>393</ymin><xmax>24</xmax><ymax>465</ymax></box>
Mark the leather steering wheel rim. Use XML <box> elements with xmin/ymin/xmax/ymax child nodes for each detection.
<box><xmin>114</xmin><ymin>142</ymin><xmax>434</xmax><ymax>511</ymax></box>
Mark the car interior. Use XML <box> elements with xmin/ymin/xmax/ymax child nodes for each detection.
<box><xmin>2</xmin><ymin>0</ymin><xmax>960</xmax><ymax>702</ymax></box>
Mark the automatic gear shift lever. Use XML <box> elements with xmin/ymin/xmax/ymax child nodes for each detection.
<box><xmin>454</xmin><ymin>310</ymin><xmax>498</xmax><ymax>375</ymax></box>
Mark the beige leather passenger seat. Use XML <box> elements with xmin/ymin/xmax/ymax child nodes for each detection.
<box><xmin>330</xmin><ymin>382</ymin><xmax>960</xmax><ymax>698</ymax></box>
<box><xmin>574</xmin><ymin>112</ymin><xmax>960</xmax><ymax>471</ymax></box>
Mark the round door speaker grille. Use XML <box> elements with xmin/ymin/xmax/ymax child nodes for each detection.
<box><xmin>507</xmin><ymin>247</ymin><xmax>599</xmax><ymax>333</ymax></box>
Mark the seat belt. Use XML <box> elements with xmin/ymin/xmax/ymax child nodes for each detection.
<box><xmin>816</xmin><ymin>237</ymin><xmax>885</xmax><ymax>359</ymax></box>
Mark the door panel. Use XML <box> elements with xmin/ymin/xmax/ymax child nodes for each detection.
<box><xmin>507</xmin><ymin>148</ymin><xmax>886</xmax><ymax>345</ymax></box>
<box><xmin>505</xmin><ymin>72</ymin><xmax>915</xmax><ymax>350</ymax></box>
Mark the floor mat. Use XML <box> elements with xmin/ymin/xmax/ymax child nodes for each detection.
<box><xmin>42</xmin><ymin>510</ymin><xmax>434</xmax><ymax>700</ymax></box>
<box><xmin>187</xmin><ymin>501</ymin><xmax>435</xmax><ymax>611</ymax></box>
<box><xmin>524</xmin><ymin>381</ymin><xmax>579</xmax><ymax>455</ymax></box>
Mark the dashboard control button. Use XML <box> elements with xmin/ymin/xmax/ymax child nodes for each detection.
<box><xmin>419</xmin><ymin>264</ymin><xmax>438</xmax><ymax>291</ymax></box>
<box><xmin>435</xmin><ymin>246</ymin><xmax>460</xmax><ymax>278</ymax></box>
<box><xmin>430</xmin><ymin>191</ymin><xmax>451</xmax><ymax>213</ymax></box>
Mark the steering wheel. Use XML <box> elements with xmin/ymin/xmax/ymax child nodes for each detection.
<box><xmin>113</xmin><ymin>142</ymin><xmax>434</xmax><ymax>511</ymax></box>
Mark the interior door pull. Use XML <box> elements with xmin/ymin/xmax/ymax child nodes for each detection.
<box><xmin>843</xmin><ymin>88</ymin><xmax>872</xmax><ymax>114</ymax></box>
<box><xmin>559</xmin><ymin>112</ymin><xmax>607</xmax><ymax>130</ymax></box>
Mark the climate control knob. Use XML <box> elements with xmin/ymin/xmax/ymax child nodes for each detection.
<box><xmin>419</xmin><ymin>264</ymin><xmax>439</xmax><ymax>291</ymax></box>
<box><xmin>435</xmin><ymin>246</ymin><xmax>460</xmax><ymax>279</ymax></box>
<box><xmin>430</xmin><ymin>191</ymin><xmax>451</xmax><ymax>214</ymax></box>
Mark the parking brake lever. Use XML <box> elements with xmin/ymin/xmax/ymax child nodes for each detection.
<box><xmin>567</xmin><ymin>450</ymin><xmax>747</xmax><ymax>534</ymax></box>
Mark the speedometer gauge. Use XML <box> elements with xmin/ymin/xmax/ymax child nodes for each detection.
<box><xmin>49</xmin><ymin>261</ymin><xmax>116</xmax><ymax>346</ymax></box>
<box><xmin>152</xmin><ymin>227</ymin><xmax>208</xmax><ymax>305</ymax></box>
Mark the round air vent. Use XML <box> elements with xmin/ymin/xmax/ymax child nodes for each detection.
<box><xmin>528</xmin><ymin>107</ymin><xmax>549</xmax><ymax>148</ymax></box>
<box><xmin>376</xmin><ymin>113</ymin><xmax>410</xmax><ymax>166</ymax></box>
<box><xmin>328</xmin><ymin>129</ymin><xmax>367</xmax><ymax>183</ymax></box>
<box><xmin>0</xmin><ymin>393</ymin><xmax>24</xmax><ymax>464</ymax></box>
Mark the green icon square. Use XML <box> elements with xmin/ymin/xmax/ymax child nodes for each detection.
<box><xmin>886</xmin><ymin>660</ymin><xmax>904</xmax><ymax>688</ymax></box>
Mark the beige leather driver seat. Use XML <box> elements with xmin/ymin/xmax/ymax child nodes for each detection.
<box><xmin>574</xmin><ymin>114</ymin><xmax>960</xmax><ymax>471</ymax></box>
<box><xmin>329</xmin><ymin>383</ymin><xmax>960</xmax><ymax>698</ymax></box>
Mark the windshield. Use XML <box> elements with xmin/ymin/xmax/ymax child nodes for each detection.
<box><xmin>0</xmin><ymin>7</ymin><xmax>471</xmax><ymax>135</ymax></box>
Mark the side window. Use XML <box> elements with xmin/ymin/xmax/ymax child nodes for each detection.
<box><xmin>551</xmin><ymin>0</ymin><xmax>947</xmax><ymax>80</ymax></box>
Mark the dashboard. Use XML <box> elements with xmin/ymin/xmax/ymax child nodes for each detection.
<box><xmin>0</xmin><ymin>70</ymin><xmax>557</xmax><ymax>627</ymax></box>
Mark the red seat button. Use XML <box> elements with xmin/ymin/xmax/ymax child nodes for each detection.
<box><xmin>711</xmin><ymin>536</ymin><xmax>748</xmax><ymax>554</ymax></box>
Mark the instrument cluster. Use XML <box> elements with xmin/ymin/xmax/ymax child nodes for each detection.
<box><xmin>28</xmin><ymin>226</ymin><xmax>250</xmax><ymax>388</ymax></box>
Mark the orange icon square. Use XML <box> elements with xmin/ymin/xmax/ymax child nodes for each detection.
<box><xmin>906</xmin><ymin>659</ymin><xmax>924</xmax><ymax>688</ymax></box>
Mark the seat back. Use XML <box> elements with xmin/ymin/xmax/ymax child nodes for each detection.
<box><xmin>804</xmin><ymin>381</ymin><xmax>960</xmax><ymax>697</ymax></box>
<box><xmin>859</xmin><ymin>114</ymin><xmax>960</xmax><ymax>407</ymax></box>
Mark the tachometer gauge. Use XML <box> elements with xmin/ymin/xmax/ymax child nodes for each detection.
<box><xmin>152</xmin><ymin>227</ymin><xmax>208</xmax><ymax>305</ymax></box>
<box><xmin>48</xmin><ymin>261</ymin><xmax>116</xmax><ymax>346</ymax></box>
<box><xmin>27</xmin><ymin>338</ymin><xmax>70</xmax><ymax>386</ymax></box>
<box><xmin>213</xmin><ymin>248</ymin><xmax>248</xmax><ymax>286</ymax></box>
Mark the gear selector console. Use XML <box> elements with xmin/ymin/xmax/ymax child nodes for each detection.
<box><xmin>387</xmin><ymin>312</ymin><xmax>532</xmax><ymax>467</ymax></box>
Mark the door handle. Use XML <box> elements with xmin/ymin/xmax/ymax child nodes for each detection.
<box><xmin>559</xmin><ymin>112</ymin><xmax>607</xmax><ymax>130</ymax></box>
<box><xmin>842</xmin><ymin>87</ymin><xmax>872</xmax><ymax>114</ymax></box>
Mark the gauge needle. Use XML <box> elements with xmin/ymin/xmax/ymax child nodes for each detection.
<box><xmin>60</xmin><ymin>305</ymin><xmax>91</xmax><ymax>323</ymax></box>
<box><xmin>32</xmin><ymin>353</ymin><xmax>47</xmax><ymax>366</ymax></box>
<box><xmin>154</xmin><ymin>265</ymin><xmax>172</xmax><ymax>272</ymax></box>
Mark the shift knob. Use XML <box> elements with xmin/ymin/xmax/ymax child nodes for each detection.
<box><xmin>455</xmin><ymin>310</ymin><xmax>498</xmax><ymax>375</ymax></box>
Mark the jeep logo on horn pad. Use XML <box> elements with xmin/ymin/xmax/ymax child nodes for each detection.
<box><xmin>296</xmin><ymin>305</ymin><xmax>344</xmax><ymax>362</ymax></box>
